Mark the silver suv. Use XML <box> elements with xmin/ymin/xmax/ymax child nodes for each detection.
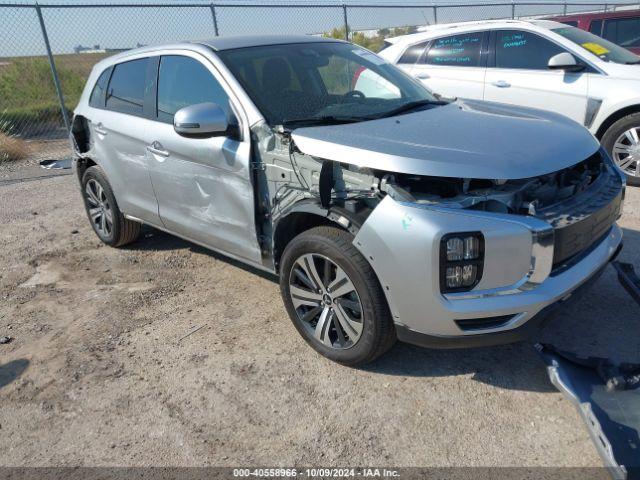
<box><xmin>71</xmin><ymin>35</ymin><xmax>624</xmax><ymax>366</ymax></box>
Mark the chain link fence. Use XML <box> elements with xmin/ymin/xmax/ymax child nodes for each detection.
<box><xmin>1</xmin><ymin>1</ymin><xmax>639</xmax><ymax>163</ymax></box>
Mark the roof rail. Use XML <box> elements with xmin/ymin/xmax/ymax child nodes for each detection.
<box><xmin>419</xmin><ymin>19</ymin><xmax>529</xmax><ymax>31</ymax></box>
<box><xmin>384</xmin><ymin>19</ymin><xmax>534</xmax><ymax>43</ymax></box>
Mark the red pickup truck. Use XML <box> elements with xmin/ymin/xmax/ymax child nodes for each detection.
<box><xmin>548</xmin><ymin>9</ymin><xmax>640</xmax><ymax>54</ymax></box>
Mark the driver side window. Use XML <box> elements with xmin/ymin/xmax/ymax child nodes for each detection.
<box><xmin>157</xmin><ymin>55</ymin><xmax>231</xmax><ymax>124</ymax></box>
<box><xmin>494</xmin><ymin>30</ymin><xmax>565</xmax><ymax>70</ymax></box>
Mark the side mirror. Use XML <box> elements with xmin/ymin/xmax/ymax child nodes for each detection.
<box><xmin>174</xmin><ymin>102</ymin><xmax>229</xmax><ymax>137</ymax></box>
<box><xmin>548</xmin><ymin>52</ymin><xmax>585</xmax><ymax>72</ymax></box>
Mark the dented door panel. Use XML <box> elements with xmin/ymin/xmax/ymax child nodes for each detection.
<box><xmin>147</xmin><ymin>121</ymin><xmax>261</xmax><ymax>264</ymax></box>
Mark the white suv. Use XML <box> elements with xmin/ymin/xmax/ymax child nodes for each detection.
<box><xmin>379</xmin><ymin>19</ymin><xmax>640</xmax><ymax>185</ymax></box>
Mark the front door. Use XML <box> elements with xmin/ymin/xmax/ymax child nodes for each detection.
<box><xmin>484</xmin><ymin>29</ymin><xmax>589</xmax><ymax>125</ymax></box>
<box><xmin>145</xmin><ymin>53</ymin><xmax>261</xmax><ymax>264</ymax></box>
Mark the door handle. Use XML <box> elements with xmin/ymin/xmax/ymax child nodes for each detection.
<box><xmin>416</xmin><ymin>72</ymin><xmax>430</xmax><ymax>80</ymax></box>
<box><xmin>147</xmin><ymin>142</ymin><xmax>169</xmax><ymax>158</ymax></box>
<box><xmin>94</xmin><ymin>123</ymin><xmax>108</xmax><ymax>135</ymax></box>
<box><xmin>492</xmin><ymin>80</ymin><xmax>511</xmax><ymax>88</ymax></box>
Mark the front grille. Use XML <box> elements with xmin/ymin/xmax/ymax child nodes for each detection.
<box><xmin>551</xmin><ymin>194</ymin><xmax>620</xmax><ymax>267</ymax></box>
<box><xmin>534</xmin><ymin>159</ymin><xmax>623</xmax><ymax>269</ymax></box>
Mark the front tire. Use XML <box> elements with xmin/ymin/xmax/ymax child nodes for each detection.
<box><xmin>280</xmin><ymin>226</ymin><xmax>396</xmax><ymax>366</ymax></box>
<box><xmin>601</xmin><ymin>113</ymin><xmax>640</xmax><ymax>186</ymax></box>
<box><xmin>81</xmin><ymin>166</ymin><xmax>140</xmax><ymax>247</ymax></box>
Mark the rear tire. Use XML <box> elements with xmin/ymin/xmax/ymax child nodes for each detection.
<box><xmin>280</xmin><ymin>226</ymin><xmax>396</xmax><ymax>367</ymax></box>
<box><xmin>81</xmin><ymin>166</ymin><xmax>140</xmax><ymax>247</ymax></box>
<box><xmin>601</xmin><ymin>113</ymin><xmax>640</xmax><ymax>186</ymax></box>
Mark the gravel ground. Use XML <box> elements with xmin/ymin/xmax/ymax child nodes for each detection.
<box><xmin>0</xmin><ymin>167</ymin><xmax>638</xmax><ymax>468</ymax></box>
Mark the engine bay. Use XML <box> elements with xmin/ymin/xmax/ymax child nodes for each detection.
<box><xmin>378</xmin><ymin>151</ymin><xmax>606</xmax><ymax>216</ymax></box>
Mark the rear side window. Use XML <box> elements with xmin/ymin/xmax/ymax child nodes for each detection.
<box><xmin>561</xmin><ymin>21</ymin><xmax>579</xmax><ymax>27</ymax></box>
<box><xmin>105</xmin><ymin>58</ymin><xmax>148</xmax><ymax>115</ymax></box>
<box><xmin>589</xmin><ymin>19</ymin><xmax>604</xmax><ymax>36</ymax></box>
<box><xmin>603</xmin><ymin>17</ymin><xmax>640</xmax><ymax>48</ymax></box>
<box><xmin>89</xmin><ymin>68</ymin><xmax>111</xmax><ymax>108</ymax></box>
<box><xmin>398</xmin><ymin>41</ymin><xmax>429</xmax><ymax>64</ymax></box>
<box><xmin>157</xmin><ymin>55</ymin><xmax>231</xmax><ymax>124</ymax></box>
<box><xmin>423</xmin><ymin>33</ymin><xmax>483</xmax><ymax>67</ymax></box>
<box><xmin>494</xmin><ymin>30</ymin><xmax>564</xmax><ymax>70</ymax></box>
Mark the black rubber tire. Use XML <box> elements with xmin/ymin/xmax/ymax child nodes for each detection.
<box><xmin>601</xmin><ymin>112</ymin><xmax>640</xmax><ymax>187</ymax></box>
<box><xmin>81</xmin><ymin>165</ymin><xmax>141</xmax><ymax>247</ymax></box>
<box><xmin>280</xmin><ymin>226</ymin><xmax>396</xmax><ymax>367</ymax></box>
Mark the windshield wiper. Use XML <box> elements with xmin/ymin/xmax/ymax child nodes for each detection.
<box><xmin>371</xmin><ymin>99</ymin><xmax>442</xmax><ymax>120</ymax></box>
<box><xmin>280</xmin><ymin>115</ymin><xmax>364</xmax><ymax>129</ymax></box>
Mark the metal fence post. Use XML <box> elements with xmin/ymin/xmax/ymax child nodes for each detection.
<box><xmin>563</xmin><ymin>2</ymin><xmax>568</xmax><ymax>15</ymax></box>
<box><xmin>433</xmin><ymin>5</ymin><xmax>438</xmax><ymax>24</ymax></box>
<box><xmin>511</xmin><ymin>1</ymin><xmax>515</xmax><ymax>19</ymax></box>
<box><xmin>342</xmin><ymin>4</ymin><xmax>349</xmax><ymax>41</ymax></box>
<box><xmin>35</xmin><ymin>3</ymin><xmax>70</xmax><ymax>134</ymax></box>
<box><xmin>604</xmin><ymin>2</ymin><xmax>608</xmax><ymax>11</ymax></box>
<box><xmin>210</xmin><ymin>4</ymin><xmax>219</xmax><ymax>37</ymax></box>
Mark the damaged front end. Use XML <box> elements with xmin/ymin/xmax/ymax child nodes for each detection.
<box><xmin>254</xmin><ymin>111</ymin><xmax>624</xmax><ymax>342</ymax></box>
<box><xmin>257</xmin><ymin>117</ymin><xmax>623</xmax><ymax>272</ymax></box>
<box><xmin>378</xmin><ymin>149</ymin><xmax>624</xmax><ymax>272</ymax></box>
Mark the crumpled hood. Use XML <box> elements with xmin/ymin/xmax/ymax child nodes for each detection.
<box><xmin>291</xmin><ymin>99</ymin><xmax>600</xmax><ymax>180</ymax></box>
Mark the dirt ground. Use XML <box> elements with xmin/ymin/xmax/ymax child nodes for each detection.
<box><xmin>0</xmin><ymin>162</ymin><xmax>638</xmax><ymax>468</ymax></box>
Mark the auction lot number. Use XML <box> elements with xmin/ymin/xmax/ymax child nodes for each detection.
<box><xmin>233</xmin><ymin>468</ymin><xmax>399</xmax><ymax>478</ymax></box>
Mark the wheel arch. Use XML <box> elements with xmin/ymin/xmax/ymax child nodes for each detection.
<box><xmin>76</xmin><ymin>157</ymin><xmax>98</xmax><ymax>184</ymax></box>
<box><xmin>272</xmin><ymin>200</ymin><xmax>370</xmax><ymax>274</ymax></box>
<box><xmin>273</xmin><ymin>207</ymin><xmax>336</xmax><ymax>274</ymax></box>
<box><xmin>595</xmin><ymin>104</ymin><xmax>640</xmax><ymax>139</ymax></box>
<box><xmin>71</xmin><ymin>114</ymin><xmax>99</xmax><ymax>184</ymax></box>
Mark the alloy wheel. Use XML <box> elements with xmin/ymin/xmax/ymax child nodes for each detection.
<box><xmin>289</xmin><ymin>253</ymin><xmax>364</xmax><ymax>350</ymax></box>
<box><xmin>85</xmin><ymin>179</ymin><xmax>113</xmax><ymax>237</ymax></box>
<box><xmin>612</xmin><ymin>127</ymin><xmax>640</xmax><ymax>177</ymax></box>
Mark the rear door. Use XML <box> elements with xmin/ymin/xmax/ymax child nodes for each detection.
<box><xmin>145</xmin><ymin>52</ymin><xmax>261</xmax><ymax>264</ymax></box>
<box><xmin>410</xmin><ymin>31</ymin><xmax>487</xmax><ymax>100</ymax></box>
<box><xmin>484</xmin><ymin>29</ymin><xmax>589</xmax><ymax>124</ymax></box>
<box><xmin>88</xmin><ymin>57</ymin><xmax>161</xmax><ymax>225</ymax></box>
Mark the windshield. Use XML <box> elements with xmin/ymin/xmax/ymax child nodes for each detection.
<box><xmin>552</xmin><ymin>26</ymin><xmax>640</xmax><ymax>64</ymax></box>
<box><xmin>217</xmin><ymin>41</ymin><xmax>438</xmax><ymax>127</ymax></box>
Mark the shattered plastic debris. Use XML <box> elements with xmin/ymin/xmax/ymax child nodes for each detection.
<box><xmin>537</xmin><ymin>343</ymin><xmax>640</xmax><ymax>479</ymax></box>
<box><xmin>39</xmin><ymin>158</ymin><xmax>72</xmax><ymax>170</ymax></box>
<box><xmin>0</xmin><ymin>336</ymin><xmax>13</xmax><ymax>344</ymax></box>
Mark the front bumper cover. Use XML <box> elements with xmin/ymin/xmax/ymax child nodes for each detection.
<box><xmin>396</xmin><ymin>240</ymin><xmax>621</xmax><ymax>349</ymax></box>
<box><xmin>353</xmin><ymin>195</ymin><xmax>623</xmax><ymax>344</ymax></box>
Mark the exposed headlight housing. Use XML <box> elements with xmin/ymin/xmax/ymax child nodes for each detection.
<box><xmin>440</xmin><ymin>232</ymin><xmax>484</xmax><ymax>293</ymax></box>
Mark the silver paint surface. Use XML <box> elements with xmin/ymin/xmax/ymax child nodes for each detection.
<box><xmin>173</xmin><ymin>102</ymin><xmax>229</xmax><ymax>136</ymax></box>
<box><xmin>353</xmin><ymin>195</ymin><xmax>622</xmax><ymax>337</ymax></box>
<box><xmin>145</xmin><ymin>121</ymin><xmax>261</xmax><ymax>264</ymax></box>
<box><xmin>292</xmin><ymin>99</ymin><xmax>601</xmax><ymax>179</ymax></box>
<box><xmin>74</xmin><ymin>46</ymin><xmax>263</xmax><ymax>265</ymax></box>
<box><xmin>87</xmin><ymin>108</ymin><xmax>162</xmax><ymax>225</ymax></box>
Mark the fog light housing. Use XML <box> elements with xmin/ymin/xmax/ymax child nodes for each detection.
<box><xmin>441</xmin><ymin>232</ymin><xmax>484</xmax><ymax>293</ymax></box>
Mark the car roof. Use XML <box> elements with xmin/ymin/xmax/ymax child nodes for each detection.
<box><xmin>386</xmin><ymin>19</ymin><xmax>566</xmax><ymax>44</ymax></box>
<box><xmin>90</xmin><ymin>34</ymin><xmax>346</xmax><ymax>71</ymax></box>
<box><xmin>549</xmin><ymin>7</ymin><xmax>640</xmax><ymax>21</ymax></box>
<box><xmin>196</xmin><ymin>34</ymin><xmax>345</xmax><ymax>51</ymax></box>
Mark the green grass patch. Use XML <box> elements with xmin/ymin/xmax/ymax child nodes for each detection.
<box><xmin>0</xmin><ymin>53</ymin><xmax>109</xmax><ymax>135</ymax></box>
